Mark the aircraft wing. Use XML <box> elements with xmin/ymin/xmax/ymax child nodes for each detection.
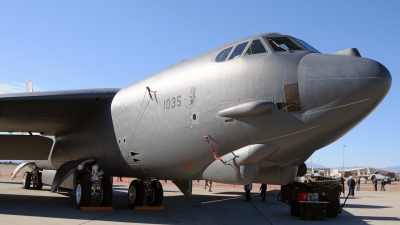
<box><xmin>0</xmin><ymin>88</ymin><xmax>120</xmax><ymax>135</ymax></box>
<box><xmin>0</xmin><ymin>135</ymin><xmax>53</xmax><ymax>160</ymax></box>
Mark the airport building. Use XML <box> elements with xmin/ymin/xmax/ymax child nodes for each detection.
<box><xmin>307</xmin><ymin>167</ymin><xmax>331</xmax><ymax>176</ymax></box>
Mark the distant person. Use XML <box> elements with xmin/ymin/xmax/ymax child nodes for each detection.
<box><xmin>387</xmin><ymin>179</ymin><xmax>392</xmax><ymax>191</ymax></box>
<box><xmin>204</xmin><ymin>180</ymin><xmax>212</xmax><ymax>192</ymax></box>
<box><xmin>260</xmin><ymin>183</ymin><xmax>267</xmax><ymax>201</ymax></box>
<box><xmin>373</xmin><ymin>179</ymin><xmax>378</xmax><ymax>191</ymax></box>
<box><xmin>204</xmin><ymin>180</ymin><xmax>209</xmax><ymax>189</ymax></box>
<box><xmin>347</xmin><ymin>176</ymin><xmax>356</xmax><ymax>197</ymax></box>
<box><xmin>356</xmin><ymin>178</ymin><xmax>361</xmax><ymax>191</ymax></box>
<box><xmin>244</xmin><ymin>182</ymin><xmax>252</xmax><ymax>201</ymax></box>
<box><xmin>381</xmin><ymin>180</ymin><xmax>386</xmax><ymax>191</ymax></box>
<box><xmin>340</xmin><ymin>177</ymin><xmax>345</xmax><ymax>196</ymax></box>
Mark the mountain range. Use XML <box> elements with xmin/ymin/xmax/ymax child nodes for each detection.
<box><xmin>306</xmin><ymin>163</ymin><xmax>400</xmax><ymax>173</ymax></box>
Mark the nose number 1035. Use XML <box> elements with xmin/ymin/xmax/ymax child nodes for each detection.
<box><xmin>164</xmin><ymin>95</ymin><xmax>181</xmax><ymax>110</ymax></box>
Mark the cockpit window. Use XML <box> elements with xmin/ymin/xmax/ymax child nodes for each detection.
<box><xmin>266</xmin><ymin>37</ymin><xmax>304</xmax><ymax>52</ymax></box>
<box><xmin>292</xmin><ymin>37</ymin><xmax>320</xmax><ymax>53</ymax></box>
<box><xmin>228</xmin><ymin>42</ymin><xmax>248</xmax><ymax>60</ymax></box>
<box><xmin>216</xmin><ymin>47</ymin><xmax>233</xmax><ymax>62</ymax></box>
<box><xmin>245</xmin><ymin>39</ymin><xmax>267</xmax><ymax>55</ymax></box>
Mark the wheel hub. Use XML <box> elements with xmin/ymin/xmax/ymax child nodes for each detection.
<box><xmin>76</xmin><ymin>184</ymin><xmax>82</xmax><ymax>203</ymax></box>
<box><xmin>128</xmin><ymin>186</ymin><xmax>136</xmax><ymax>203</ymax></box>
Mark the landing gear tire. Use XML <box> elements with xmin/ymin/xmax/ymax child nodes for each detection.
<box><xmin>76</xmin><ymin>177</ymin><xmax>91</xmax><ymax>208</ymax></box>
<box><xmin>33</xmin><ymin>172</ymin><xmax>43</xmax><ymax>190</ymax></box>
<box><xmin>128</xmin><ymin>180</ymin><xmax>144</xmax><ymax>208</ymax></box>
<box><xmin>146</xmin><ymin>180</ymin><xmax>163</xmax><ymax>206</ymax></box>
<box><xmin>22</xmin><ymin>172</ymin><xmax>31</xmax><ymax>189</ymax></box>
<box><xmin>99</xmin><ymin>179</ymin><xmax>113</xmax><ymax>206</ymax></box>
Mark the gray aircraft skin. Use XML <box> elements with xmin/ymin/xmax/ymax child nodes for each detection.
<box><xmin>0</xmin><ymin>32</ymin><xmax>391</xmax><ymax>207</ymax></box>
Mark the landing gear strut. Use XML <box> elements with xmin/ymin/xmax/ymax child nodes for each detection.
<box><xmin>128</xmin><ymin>179</ymin><xmax>163</xmax><ymax>208</ymax></box>
<box><xmin>75</xmin><ymin>164</ymin><xmax>113</xmax><ymax>208</ymax></box>
<box><xmin>32</xmin><ymin>169</ymin><xmax>43</xmax><ymax>190</ymax></box>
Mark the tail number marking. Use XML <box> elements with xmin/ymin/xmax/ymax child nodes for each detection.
<box><xmin>164</xmin><ymin>95</ymin><xmax>181</xmax><ymax>110</ymax></box>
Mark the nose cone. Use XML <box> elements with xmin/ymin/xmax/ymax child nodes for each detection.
<box><xmin>298</xmin><ymin>54</ymin><xmax>391</xmax><ymax>112</ymax></box>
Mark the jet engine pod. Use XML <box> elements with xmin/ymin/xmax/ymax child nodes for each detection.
<box><xmin>253</xmin><ymin>166</ymin><xmax>298</xmax><ymax>185</ymax></box>
<box><xmin>202</xmin><ymin>143</ymin><xmax>278</xmax><ymax>185</ymax></box>
<box><xmin>296</xmin><ymin>163</ymin><xmax>307</xmax><ymax>177</ymax></box>
<box><xmin>202</xmin><ymin>162</ymin><xmax>259</xmax><ymax>185</ymax></box>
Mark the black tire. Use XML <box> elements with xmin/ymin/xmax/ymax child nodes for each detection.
<box><xmin>326</xmin><ymin>204</ymin><xmax>339</xmax><ymax>218</ymax></box>
<box><xmin>23</xmin><ymin>172</ymin><xmax>31</xmax><ymax>189</ymax></box>
<box><xmin>76</xmin><ymin>177</ymin><xmax>91</xmax><ymax>208</ymax></box>
<box><xmin>100</xmin><ymin>179</ymin><xmax>113</xmax><ymax>206</ymax></box>
<box><xmin>290</xmin><ymin>205</ymin><xmax>301</xmax><ymax>217</ymax></box>
<box><xmin>34</xmin><ymin>172</ymin><xmax>43</xmax><ymax>190</ymax></box>
<box><xmin>128</xmin><ymin>180</ymin><xmax>144</xmax><ymax>208</ymax></box>
<box><xmin>146</xmin><ymin>180</ymin><xmax>163</xmax><ymax>206</ymax></box>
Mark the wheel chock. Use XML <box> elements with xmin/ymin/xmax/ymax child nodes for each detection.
<box><xmin>80</xmin><ymin>206</ymin><xmax>114</xmax><ymax>211</ymax></box>
<box><xmin>135</xmin><ymin>206</ymin><xmax>164</xmax><ymax>210</ymax></box>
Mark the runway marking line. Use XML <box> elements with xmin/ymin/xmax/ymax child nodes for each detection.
<box><xmin>80</xmin><ymin>206</ymin><xmax>114</xmax><ymax>211</ymax></box>
<box><xmin>135</xmin><ymin>206</ymin><xmax>164</xmax><ymax>210</ymax></box>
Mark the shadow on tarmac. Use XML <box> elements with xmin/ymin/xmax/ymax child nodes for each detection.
<box><xmin>343</xmin><ymin>204</ymin><xmax>392</xmax><ymax>209</ymax></box>
<box><xmin>0</xmin><ymin>182</ymin><xmax>397</xmax><ymax>225</ymax></box>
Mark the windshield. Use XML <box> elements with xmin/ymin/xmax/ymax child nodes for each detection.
<box><xmin>292</xmin><ymin>37</ymin><xmax>320</xmax><ymax>53</ymax></box>
<box><xmin>266</xmin><ymin>37</ymin><xmax>304</xmax><ymax>52</ymax></box>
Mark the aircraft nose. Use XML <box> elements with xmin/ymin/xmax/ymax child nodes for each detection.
<box><xmin>298</xmin><ymin>54</ymin><xmax>391</xmax><ymax>112</ymax></box>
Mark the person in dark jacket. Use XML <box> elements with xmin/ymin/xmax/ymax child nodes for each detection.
<box><xmin>340</xmin><ymin>177</ymin><xmax>345</xmax><ymax>196</ymax></box>
<box><xmin>260</xmin><ymin>184</ymin><xmax>267</xmax><ymax>201</ymax></box>
<box><xmin>347</xmin><ymin>176</ymin><xmax>356</xmax><ymax>197</ymax></box>
<box><xmin>373</xmin><ymin>179</ymin><xmax>378</xmax><ymax>191</ymax></box>
<box><xmin>381</xmin><ymin>180</ymin><xmax>386</xmax><ymax>191</ymax></box>
<box><xmin>244</xmin><ymin>183</ymin><xmax>252</xmax><ymax>201</ymax></box>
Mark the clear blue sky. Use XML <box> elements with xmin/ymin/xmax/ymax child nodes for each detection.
<box><xmin>0</xmin><ymin>1</ymin><xmax>399</xmax><ymax>169</ymax></box>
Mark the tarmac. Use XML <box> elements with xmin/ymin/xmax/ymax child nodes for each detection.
<box><xmin>1</xmin><ymin>165</ymin><xmax>400</xmax><ymax>225</ymax></box>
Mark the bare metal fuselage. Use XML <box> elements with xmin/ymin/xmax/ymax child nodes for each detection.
<box><xmin>37</xmin><ymin>33</ymin><xmax>391</xmax><ymax>185</ymax></box>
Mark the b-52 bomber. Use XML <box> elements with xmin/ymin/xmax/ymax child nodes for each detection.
<box><xmin>0</xmin><ymin>32</ymin><xmax>391</xmax><ymax>208</ymax></box>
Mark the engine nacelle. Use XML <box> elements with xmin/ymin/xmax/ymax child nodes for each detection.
<box><xmin>253</xmin><ymin>166</ymin><xmax>298</xmax><ymax>185</ymax></box>
<box><xmin>202</xmin><ymin>143</ymin><xmax>278</xmax><ymax>185</ymax></box>
<box><xmin>203</xmin><ymin>163</ymin><xmax>260</xmax><ymax>185</ymax></box>
<box><xmin>296</xmin><ymin>163</ymin><xmax>307</xmax><ymax>177</ymax></box>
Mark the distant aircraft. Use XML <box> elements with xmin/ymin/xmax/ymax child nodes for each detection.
<box><xmin>26</xmin><ymin>78</ymin><xmax>33</xmax><ymax>92</ymax></box>
<box><xmin>357</xmin><ymin>168</ymin><xmax>389</xmax><ymax>183</ymax></box>
<box><xmin>0</xmin><ymin>32</ymin><xmax>391</xmax><ymax>208</ymax></box>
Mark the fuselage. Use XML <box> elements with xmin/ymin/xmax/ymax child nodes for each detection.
<box><xmin>43</xmin><ymin>32</ymin><xmax>391</xmax><ymax>184</ymax></box>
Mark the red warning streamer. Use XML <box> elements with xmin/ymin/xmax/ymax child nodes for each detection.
<box><xmin>146</xmin><ymin>86</ymin><xmax>153</xmax><ymax>100</ymax></box>
<box><xmin>204</xmin><ymin>135</ymin><xmax>225</xmax><ymax>164</ymax></box>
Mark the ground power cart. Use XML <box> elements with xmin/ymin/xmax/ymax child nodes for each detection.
<box><xmin>278</xmin><ymin>177</ymin><xmax>346</xmax><ymax>220</ymax></box>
